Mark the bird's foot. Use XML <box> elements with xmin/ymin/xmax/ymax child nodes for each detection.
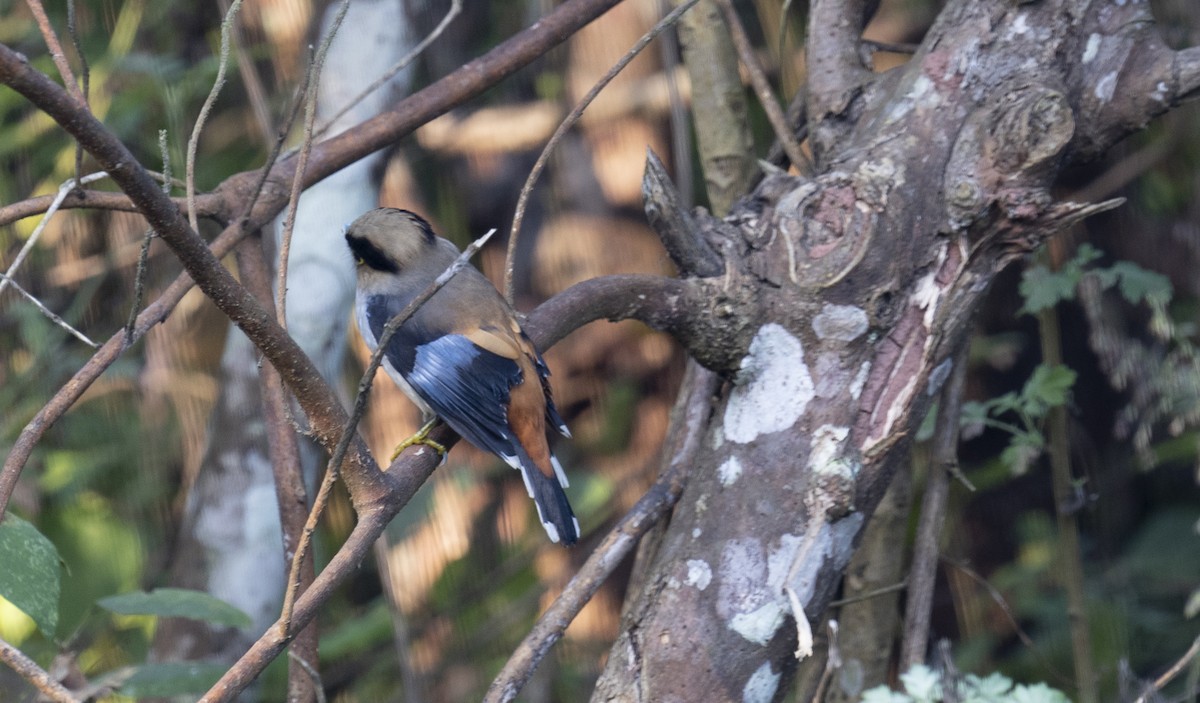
<box><xmin>389</xmin><ymin>418</ymin><xmax>446</xmax><ymax>463</ymax></box>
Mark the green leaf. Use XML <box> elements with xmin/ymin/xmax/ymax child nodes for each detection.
<box><xmin>1009</xmin><ymin>682</ymin><xmax>1071</xmax><ymax>703</ymax></box>
<box><xmin>861</xmin><ymin>686</ymin><xmax>913</xmax><ymax>703</ymax></box>
<box><xmin>1001</xmin><ymin>434</ymin><xmax>1043</xmax><ymax>476</ymax></box>
<box><xmin>1109</xmin><ymin>261</ymin><xmax>1172</xmax><ymax>305</ymax></box>
<box><xmin>1021</xmin><ymin>364</ymin><xmax>1077</xmax><ymax>415</ymax></box>
<box><xmin>98</xmin><ymin>588</ymin><xmax>252</xmax><ymax>628</ymax></box>
<box><xmin>117</xmin><ymin>662</ymin><xmax>227</xmax><ymax>697</ymax></box>
<box><xmin>1019</xmin><ymin>264</ymin><xmax>1077</xmax><ymax>315</ymax></box>
<box><xmin>900</xmin><ymin>665</ymin><xmax>941</xmax><ymax>702</ymax></box>
<box><xmin>0</xmin><ymin>514</ymin><xmax>62</xmax><ymax>638</ymax></box>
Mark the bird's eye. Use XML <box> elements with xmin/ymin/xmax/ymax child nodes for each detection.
<box><xmin>354</xmin><ymin>256</ymin><xmax>365</xmax><ymax>266</ymax></box>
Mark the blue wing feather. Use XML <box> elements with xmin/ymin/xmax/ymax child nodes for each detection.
<box><xmin>405</xmin><ymin>334</ymin><xmax>524</xmax><ymax>464</ymax></box>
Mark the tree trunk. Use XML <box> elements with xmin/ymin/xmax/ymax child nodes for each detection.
<box><xmin>592</xmin><ymin>0</ymin><xmax>1198</xmax><ymax>699</ymax></box>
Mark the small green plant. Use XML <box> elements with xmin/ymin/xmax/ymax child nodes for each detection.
<box><xmin>860</xmin><ymin>665</ymin><xmax>1070</xmax><ymax>703</ymax></box>
<box><xmin>962</xmin><ymin>243</ymin><xmax>1182</xmax><ymax>475</ymax></box>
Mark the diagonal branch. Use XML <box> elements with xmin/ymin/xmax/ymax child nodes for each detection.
<box><xmin>0</xmin><ymin>0</ymin><xmax>629</xmax><ymax>512</ymax></box>
<box><xmin>485</xmin><ymin>362</ymin><xmax>718</xmax><ymax>703</ymax></box>
<box><xmin>805</xmin><ymin>0</ymin><xmax>873</xmax><ymax>163</ymax></box>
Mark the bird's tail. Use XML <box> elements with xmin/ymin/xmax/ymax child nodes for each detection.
<box><xmin>513</xmin><ymin>447</ymin><xmax>579</xmax><ymax>545</ymax></box>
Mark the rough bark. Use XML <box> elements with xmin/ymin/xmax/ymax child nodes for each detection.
<box><xmin>592</xmin><ymin>0</ymin><xmax>1199</xmax><ymax>700</ymax></box>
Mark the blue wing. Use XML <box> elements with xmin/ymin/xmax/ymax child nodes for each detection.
<box><xmin>404</xmin><ymin>334</ymin><xmax>524</xmax><ymax>466</ymax></box>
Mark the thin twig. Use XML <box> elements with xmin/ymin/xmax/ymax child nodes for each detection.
<box><xmin>279</xmin><ymin>228</ymin><xmax>496</xmax><ymax>633</ymax></box>
<box><xmin>862</xmin><ymin>38</ymin><xmax>919</xmax><ymax>54</ymax></box>
<box><xmin>186</xmin><ymin>0</ymin><xmax>243</xmax><ymax>234</ymax></box>
<box><xmin>24</xmin><ymin>0</ymin><xmax>87</xmax><ymax>108</ymax></box>
<box><xmin>125</xmin><ymin>131</ymin><xmax>170</xmax><ymax>345</ymax></box>
<box><xmin>0</xmin><ymin>273</ymin><xmax>97</xmax><ymax>347</ymax></box>
<box><xmin>484</xmin><ymin>362</ymin><xmax>718</xmax><ymax>703</ymax></box>
<box><xmin>315</xmin><ymin>0</ymin><xmax>462</xmax><ymax>139</ymax></box>
<box><xmin>716</xmin><ymin>0</ymin><xmax>810</xmax><ymax>174</ymax></box>
<box><xmin>1135</xmin><ymin>636</ymin><xmax>1200</xmax><ymax>703</ymax></box>
<box><xmin>942</xmin><ymin>557</ymin><xmax>1074</xmax><ymax>687</ymax></box>
<box><xmin>65</xmin><ymin>0</ymin><xmax>89</xmax><ymax>184</ymax></box>
<box><xmin>372</xmin><ymin>538</ymin><xmax>425</xmax><ymax>702</ymax></box>
<box><xmin>901</xmin><ymin>344</ymin><xmax>967</xmax><ymax>669</ymax></box>
<box><xmin>504</xmin><ymin>0</ymin><xmax>702</xmax><ymax>303</ymax></box>
<box><xmin>221</xmin><ymin>0</ymin><xmax>273</xmax><ymax>144</ymax></box>
<box><xmin>0</xmin><ymin>171</ymin><xmax>109</xmax><ymax>298</ymax></box>
<box><xmin>827</xmin><ymin>580</ymin><xmax>907</xmax><ymax>607</ymax></box>
<box><xmin>0</xmin><ymin>635</ymin><xmax>78</xmax><ymax>703</ymax></box>
<box><xmin>286</xmin><ymin>650</ymin><xmax>327</xmax><ymax>703</ymax></box>
<box><xmin>655</xmin><ymin>0</ymin><xmax>692</xmax><ymax>210</ymax></box>
<box><xmin>276</xmin><ymin>0</ymin><xmax>350</xmax><ymax>329</ymax></box>
<box><xmin>1038</xmin><ymin>276</ymin><xmax>1098</xmax><ymax>703</ymax></box>
<box><xmin>810</xmin><ymin>621</ymin><xmax>841</xmax><ymax>702</ymax></box>
<box><xmin>234</xmin><ymin>234</ymin><xmax>316</xmax><ymax>703</ymax></box>
<box><xmin>236</xmin><ymin>79</ymin><xmax>310</xmax><ymax>227</ymax></box>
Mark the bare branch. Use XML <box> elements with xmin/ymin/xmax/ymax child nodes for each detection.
<box><xmin>0</xmin><ymin>188</ymin><xmax>218</xmax><ymax>227</ymax></box>
<box><xmin>900</xmin><ymin>344</ymin><xmax>967</xmax><ymax>669</ymax></box>
<box><xmin>486</xmin><ymin>362</ymin><xmax>718</xmax><ymax>703</ymax></box>
<box><xmin>24</xmin><ymin>0</ymin><xmax>86</xmax><ymax>107</ymax></box>
<box><xmin>315</xmin><ymin>0</ymin><xmax>463</xmax><ymax>139</ymax></box>
<box><xmin>504</xmin><ymin>0</ymin><xmax>702</xmax><ymax>302</ymax></box>
<box><xmin>0</xmin><ymin>170</ymin><xmax>109</xmax><ymax>298</ymax></box>
<box><xmin>234</xmin><ymin>235</ymin><xmax>317</xmax><ymax>702</ymax></box>
<box><xmin>715</xmin><ymin>0</ymin><xmax>809</xmax><ymax>174</ymax></box>
<box><xmin>275</xmin><ymin>0</ymin><xmax>350</xmax><ymax>329</ymax></box>
<box><xmin>1175</xmin><ymin>46</ymin><xmax>1200</xmax><ymax>99</ymax></box>
<box><xmin>0</xmin><ymin>635</ymin><xmax>78</xmax><ymax>703</ymax></box>
<box><xmin>65</xmin><ymin>0</ymin><xmax>89</xmax><ymax>183</ymax></box>
<box><xmin>805</xmin><ymin>0</ymin><xmax>872</xmax><ymax>163</ymax></box>
<box><xmin>125</xmin><ymin>131</ymin><xmax>170</xmax><ymax>345</ymax></box>
<box><xmin>0</xmin><ymin>272</ymin><xmax>97</xmax><ymax>347</ymax></box>
<box><xmin>186</xmin><ymin>0</ymin><xmax>243</xmax><ymax>234</ymax></box>
<box><xmin>1134</xmin><ymin>635</ymin><xmax>1200</xmax><ymax>703</ymax></box>
<box><xmin>642</xmin><ymin>148</ymin><xmax>722</xmax><ymax>277</ymax></box>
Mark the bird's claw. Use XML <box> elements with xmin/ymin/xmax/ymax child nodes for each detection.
<box><xmin>389</xmin><ymin>418</ymin><xmax>446</xmax><ymax>463</ymax></box>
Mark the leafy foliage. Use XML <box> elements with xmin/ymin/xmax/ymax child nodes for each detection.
<box><xmin>860</xmin><ymin>666</ymin><xmax>1070</xmax><ymax>703</ymax></box>
<box><xmin>98</xmin><ymin>588</ymin><xmax>252</xmax><ymax>628</ymax></box>
<box><xmin>960</xmin><ymin>364</ymin><xmax>1077</xmax><ymax>474</ymax></box>
<box><xmin>0</xmin><ymin>514</ymin><xmax>61</xmax><ymax>638</ymax></box>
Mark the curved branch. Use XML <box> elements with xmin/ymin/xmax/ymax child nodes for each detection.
<box><xmin>642</xmin><ymin>149</ymin><xmax>723</xmax><ymax>277</ymax></box>
<box><xmin>485</xmin><ymin>363</ymin><xmax>719</xmax><ymax>703</ymax></box>
<box><xmin>0</xmin><ymin>190</ymin><xmax>224</xmax><ymax>227</ymax></box>
<box><xmin>524</xmin><ymin>274</ymin><xmax>715</xmax><ymax>359</ymax></box>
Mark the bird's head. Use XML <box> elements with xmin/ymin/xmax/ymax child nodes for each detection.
<box><xmin>345</xmin><ymin>208</ymin><xmax>443</xmax><ymax>280</ymax></box>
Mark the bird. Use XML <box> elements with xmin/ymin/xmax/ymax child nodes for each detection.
<box><xmin>345</xmin><ymin>207</ymin><xmax>580</xmax><ymax>545</ymax></box>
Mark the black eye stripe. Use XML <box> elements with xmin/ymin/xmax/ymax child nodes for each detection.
<box><xmin>345</xmin><ymin>233</ymin><xmax>399</xmax><ymax>273</ymax></box>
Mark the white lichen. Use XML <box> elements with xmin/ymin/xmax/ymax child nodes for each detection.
<box><xmin>723</xmin><ymin>324</ymin><xmax>814</xmax><ymax>443</ymax></box>
<box><xmin>730</xmin><ymin>604</ymin><xmax>786</xmax><ymax>646</ymax></box>
<box><xmin>1095</xmin><ymin>71</ymin><xmax>1118</xmax><ymax>102</ymax></box>
<box><xmin>808</xmin><ymin>425</ymin><xmax>853</xmax><ymax>479</ymax></box>
<box><xmin>686</xmin><ymin>559</ymin><xmax>713</xmax><ymax>591</ymax></box>
<box><xmin>812</xmin><ymin>304</ymin><xmax>869</xmax><ymax>342</ymax></box>
<box><xmin>719</xmin><ymin>456</ymin><xmax>744</xmax><ymax>487</ymax></box>
<box><xmin>743</xmin><ymin>663</ymin><xmax>781</xmax><ymax>703</ymax></box>
<box><xmin>1082</xmin><ymin>33</ymin><xmax>1101</xmax><ymax>63</ymax></box>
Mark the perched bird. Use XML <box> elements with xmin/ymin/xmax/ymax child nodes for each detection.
<box><xmin>345</xmin><ymin>208</ymin><xmax>580</xmax><ymax>545</ymax></box>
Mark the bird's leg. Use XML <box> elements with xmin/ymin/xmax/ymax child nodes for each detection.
<box><xmin>389</xmin><ymin>416</ymin><xmax>447</xmax><ymax>462</ymax></box>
